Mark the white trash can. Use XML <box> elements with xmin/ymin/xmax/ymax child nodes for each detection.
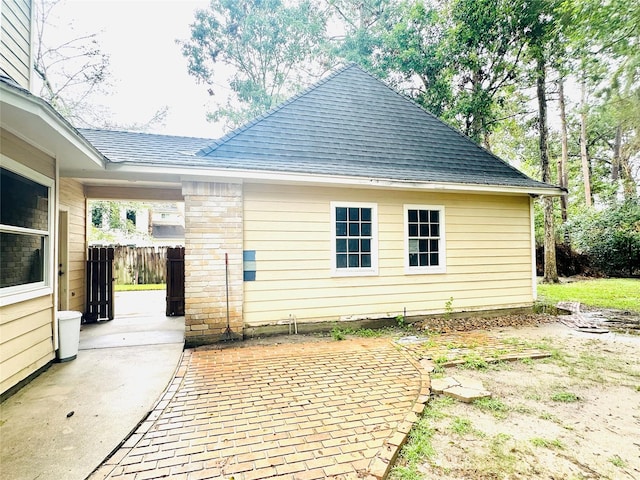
<box><xmin>57</xmin><ymin>311</ymin><xmax>81</xmax><ymax>362</ymax></box>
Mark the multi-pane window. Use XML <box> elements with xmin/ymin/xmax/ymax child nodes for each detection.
<box><xmin>405</xmin><ymin>205</ymin><xmax>446</xmax><ymax>273</ymax></box>
<box><xmin>331</xmin><ymin>202</ymin><xmax>377</xmax><ymax>275</ymax></box>
<box><xmin>1</xmin><ymin>160</ymin><xmax>53</xmax><ymax>299</ymax></box>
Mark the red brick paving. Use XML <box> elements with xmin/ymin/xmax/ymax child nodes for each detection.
<box><xmin>90</xmin><ymin>338</ymin><xmax>429</xmax><ymax>480</ymax></box>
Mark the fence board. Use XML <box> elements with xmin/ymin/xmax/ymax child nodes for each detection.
<box><xmin>113</xmin><ymin>245</ymin><xmax>169</xmax><ymax>285</ymax></box>
<box><xmin>166</xmin><ymin>247</ymin><xmax>185</xmax><ymax>316</ymax></box>
<box><xmin>85</xmin><ymin>246</ymin><xmax>114</xmax><ymax>322</ymax></box>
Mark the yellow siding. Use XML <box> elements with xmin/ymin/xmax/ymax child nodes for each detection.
<box><xmin>1</xmin><ymin>129</ymin><xmax>55</xmax><ymax>178</ymax></box>
<box><xmin>1</xmin><ymin>129</ymin><xmax>56</xmax><ymax>395</ymax></box>
<box><xmin>243</xmin><ymin>184</ymin><xmax>534</xmax><ymax>326</ymax></box>
<box><xmin>0</xmin><ymin>0</ymin><xmax>31</xmax><ymax>88</ymax></box>
<box><xmin>59</xmin><ymin>179</ymin><xmax>86</xmax><ymax>312</ymax></box>
<box><xmin>0</xmin><ymin>296</ymin><xmax>54</xmax><ymax>395</ymax></box>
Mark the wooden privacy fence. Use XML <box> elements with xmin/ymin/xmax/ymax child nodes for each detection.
<box><xmin>112</xmin><ymin>245</ymin><xmax>168</xmax><ymax>285</ymax></box>
<box><xmin>166</xmin><ymin>247</ymin><xmax>185</xmax><ymax>316</ymax></box>
<box><xmin>85</xmin><ymin>246</ymin><xmax>114</xmax><ymax>322</ymax></box>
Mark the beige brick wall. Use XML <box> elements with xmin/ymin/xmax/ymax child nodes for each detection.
<box><xmin>182</xmin><ymin>181</ymin><xmax>243</xmax><ymax>345</ymax></box>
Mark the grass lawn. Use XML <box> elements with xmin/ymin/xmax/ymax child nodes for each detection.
<box><xmin>538</xmin><ymin>278</ymin><xmax>640</xmax><ymax>312</ymax></box>
<box><xmin>114</xmin><ymin>283</ymin><xmax>166</xmax><ymax>292</ymax></box>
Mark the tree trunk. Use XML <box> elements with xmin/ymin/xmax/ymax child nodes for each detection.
<box><xmin>557</xmin><ymin>78</ymin><xmax>569</xmax><ymax>226</ymax></box>
<box><xmin>580</xmin><ymin>81</ymin><xmax>592</xmax><ymax>207</ymax></box>
<box><xmin>537</xmin><ymin>55</ymin><xmax>558</xmax><ymax>283</ymax></box>
<box><xmin>612</xmin><ymin>124</ymin><xmax>621</xmax><ymax>182</ymax></box>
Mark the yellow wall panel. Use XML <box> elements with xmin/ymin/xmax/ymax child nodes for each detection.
<box><xmin>0</xmin><ymin>297</ymin><xmax>54</xmax><ymax>395</ymax></box>
<box><xmin>243</xmin><ymin>184</ymin><xmax>534</xmax><ymax>326</ymax></box>
<box><xmin>59</xmin><ymin>178</ymin><xmax>86</xmax><ymax>312</ymax></box>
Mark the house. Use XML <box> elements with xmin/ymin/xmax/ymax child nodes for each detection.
<box><xmin>79</xmin><ymin>64</ymin><xmax>563</xmax><ymax>347</ymax></box>
<box><xmin>1</xmin><ymin>0</ymin><xmax>105</xmax><ymax>396</ymax></box>
<box><xmin>1</xmin><ymin>0</ymin><xmax>562</xmax><ymax>397</ymax></box>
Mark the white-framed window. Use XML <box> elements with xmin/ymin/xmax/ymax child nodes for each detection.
<box><xmin>404</xmin><ymin>204</ymin><xmax>446</xmax><ymax>274</ymax></box>
<box><xmin>330</xmin><ymin>202</ymin><xmax>378</xmax><ymax>276</ymax></box>
<box><xmin>1</xmin><ymin>156</ymin><xmax>54</xmax><ymax>305</ymax></box>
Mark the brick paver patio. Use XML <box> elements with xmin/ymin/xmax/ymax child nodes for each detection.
<box><xmin>90</xmin><ymin>338</ymin><xmax>429</xmax><ymax>480</ymax></box>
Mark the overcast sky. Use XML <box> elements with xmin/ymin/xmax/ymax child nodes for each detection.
<box><xmin>55</xmin><ymin>0</ymin><xmax>227</xmax><ymax>139</ymax></box>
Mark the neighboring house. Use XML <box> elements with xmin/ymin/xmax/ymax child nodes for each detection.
<box><xmin>0</xmin><ymin>0</ymin><xmax>563</xmax><ymax>398</ymax></box>
<box><xmin>149</xmin><ymin>203</ymin><xmax>185</xmax><ymax>245</ymax></box>
<box><xmin>89</xmin><ymin>201</ymin><xmax>184</xmax><ymax>246</ymax></box>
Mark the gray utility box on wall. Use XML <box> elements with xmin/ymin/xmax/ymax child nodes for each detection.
<box><xmin>57</xmin><ymin>311</ymin><xmax>81</xmax><ymax>362</ymax></box>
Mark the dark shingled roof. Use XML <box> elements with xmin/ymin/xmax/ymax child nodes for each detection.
<box><xmin>78</xmin><ymin>129</ymin><xmax>214</xmax><ymax>164</ymax></box>
<box><xmin>79</xmin><ymin>64</ymin><xmax>558</xmax><ymax>192</ymax></box>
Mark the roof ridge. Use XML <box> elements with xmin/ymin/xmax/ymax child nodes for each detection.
<box><xmin>78</xmin><ymin>127</ymin><xmax>215</xmax><ymax>142</ymax></box>
<box><xmin>196</xmin><ymin>63</ymin><xmax>357</xmax><ymax>156</ymax></box>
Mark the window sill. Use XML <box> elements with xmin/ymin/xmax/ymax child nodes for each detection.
<box><xmin>0</xmin><ymin>286</ymin><xmax>53</xmax><ymax>307</ymax></box>
<box><xmin>404</xmin><ymin>267</ymin><xmax>447</xmax><ymax>275</ymax></box>
<box><xmin>331</xmin><ymin>269</ymin><xmax>379</xmax><ymax>277</ymax></box>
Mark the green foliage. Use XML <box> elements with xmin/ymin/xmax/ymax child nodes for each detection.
<box><xmin>608</xmin><ymin>455</ymin><xmax>627</xmax><ymax>468</ymax></box>
<box><xmin>444</xmin><ymin>296</ymin><xmax>454</xmax><ymax>319</ymax></box>
<box><xmin>473</xmin><ymin>397</ymin><xmax>510</xmax><ymax>419</ymax></box>
<box><xmin>538</xmin><ymin>278</ymin><xmax>640</xmax><ymax>312</ymax></box>
<box><xmin>461</xmin><ymin>353</ymin><xmax>488</xmax><ymax>370</ymax></box>
<box><xmin>450</xmin><ymin>416</ymin><xmax>473</xmax><ymax>435</ymax></box>
<box><xmin>180</xmin><ymin>0</ymin><xmax>327</xmax><ymax>128</ymax></box>
<box><xmin>566</xmin><ymin>200</ymin><xmax>640</xmax><ymax>276</ymax></box>
<box><xmin>550</xmin><ymin>391</ymin><xmax>579</xmax><ymax>402</ymax></box>
<box><xmin>331</xmin><ymin>325</ymin><xmax>346</xmax><ymax>341</ymax></box>
<box><xmin>530</xmin><ymin>437</ymin><xmax>565</xmax><ymax>449</ymax></box>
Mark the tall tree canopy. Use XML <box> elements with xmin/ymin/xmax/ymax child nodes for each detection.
<box><xmin>179</xmin><ymin>0</ymin><xmax>639</xmax><ymax>275</ymax></box>
<box><xmin>180</xmin><ymin>0</ymin><xmax>327</xmax><ymax>128</ymax></box>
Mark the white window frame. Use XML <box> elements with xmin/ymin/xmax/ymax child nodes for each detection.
<box><xmin>0</xmin><ymin>155</ymin><xmax>54</xmax><ymax>306</ymax></box>
<box><xmin>404</xmin><ymin>204</ymin><xmax>446</xmax><ymax>274</ymax></box>
<box><xmin>330</xmin><ymin>201</ymin><xmax>378</xmax><ymax>277</ymax></box>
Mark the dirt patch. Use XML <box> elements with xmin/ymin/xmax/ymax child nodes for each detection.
<box><xmin>393</xmin><ymin>323</ymin><xmax>640</xmax><ymax>480</ymax></box>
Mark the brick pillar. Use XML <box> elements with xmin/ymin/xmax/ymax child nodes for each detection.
<box><xmin>182</xmin><ymin>181</ymin><xmax>243</xmax><ymax>346</ymax></box>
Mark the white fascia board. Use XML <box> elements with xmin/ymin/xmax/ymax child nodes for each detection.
<box><xmin>105</xmin><ymin>162</ymin><xmax>566</xmax><ymax>197</ymax></box>
<box><xmin>0</xmin><ymin>82</ymin><xmax>106</xmax><ymax>169</ymax></box>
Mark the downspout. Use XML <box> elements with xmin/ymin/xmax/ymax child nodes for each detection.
<box><xmin>530</xmin><ymin>196</ymin><xmax>538</xmax><ymax>302</ymax></box>
<box><xmin>53</xmin><ymin>158</ymin><xmax>60</xmax><ymax>351</ymax></box>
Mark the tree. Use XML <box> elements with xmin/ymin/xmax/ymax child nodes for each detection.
<box><xmin>557</xmin><ymin>77</ymin><xmax>570</xmax><ymax>227</ymax></box>
<box><xmin>443</xmin><ymin>0</ymin><xmax>531</xmax><ymax>147</ymax></box>
<box><xmin>326</xmin><ymin>0</ymin><xmax>390</xmax><ymax>73</ymax></box>
<box><xmin>568</xmin><ymin>199</ymin><xmax>640</xmax><ymax>276</ymax></box>
<box><xmin>180</xmin><ymin>0</ymin><xmax>327</xmax><ymax>129</ymax></box>
<box><xmin>33</xmin><ymin>0</ymin><xmax>110</xmax><ymax>127</ymax></box>
<box><xmin>525</xmin><ymin>0</ymin><xmax>560</xmax><ymax>283</ymax></box>
<box><xmin>32</xmin><ymin>0</ymin><xmax>168</xmax><ymax>130</ymax></box>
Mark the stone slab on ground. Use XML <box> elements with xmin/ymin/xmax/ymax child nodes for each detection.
<box><xmin>444</xmin><ymin>385</ymin><xmax>492</xmax><ymax>403</ymax></box>
<box><xmin>431</xmin><ymin>376</ymin><xmax>492</xmax><ymax>403</ymax></box>
<box><xmin>431</xmin><ymin>377</ymin><xmax>460</xmax><ymax>394</ymax></box>
<box><xmin>450</xmin><ymin>375</ymin><xmax>486</xmax><ymax>391</ymax></box>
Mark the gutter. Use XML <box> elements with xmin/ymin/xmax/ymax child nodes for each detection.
<box><xmin>0</xmin><ymin>80</ymin><xmax>107</xmax><ymax>169</ymax></box>
<box><xmin>101</xmin><ymin>162</ymin><xmax>566</xmax><ymax>197</ymax></box>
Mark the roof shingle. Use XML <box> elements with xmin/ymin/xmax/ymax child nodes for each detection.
<box><xmin>80</xmin><ymin>64</ymin><xmax>558</xmax><ymax>192</ymax></box>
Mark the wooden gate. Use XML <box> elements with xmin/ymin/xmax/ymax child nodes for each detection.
<box><xmin>85</xmin><ymin>246</ymin><xmax>115</xmax><ymax>322</ymax></box>
<box><xmin>166</xmin><ymin>247</ymin><xmax>185</xmax><ymax>316</ymax></box>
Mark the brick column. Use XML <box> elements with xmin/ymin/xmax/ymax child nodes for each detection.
<box><xmin>182</xmin><ymin>181</ymin><xmax>243</xmax><ymax>346</ymax></box>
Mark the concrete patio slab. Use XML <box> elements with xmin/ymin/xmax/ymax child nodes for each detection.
<box><xmin>90</xmin><ymin>338</ymin><xmax>430</xmax><ymax>480</ymax></box>
<box><xmin>0</xmin><ymin>343</ymin><xmax>184</xmax><ymax>480</ymax></box>
<box><xmin>0</xmin><ymin>290</ymin><xmax>184</xmax><ymax>480</ymax></box>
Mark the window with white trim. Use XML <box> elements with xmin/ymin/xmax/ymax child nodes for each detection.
<box><xmin>331</xmin><ymin>202</ymin><xmax>378</xmax><ymax>276</ymax></box>
<box><xmin>404</xmin><ymin>205</ymin><xmax>446</xmax><ymax>273</ymax></box>
<box><xmin>1</xmin><ymin>160</ymin><xmax>53</xmax><ymax>298</ymax></box>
